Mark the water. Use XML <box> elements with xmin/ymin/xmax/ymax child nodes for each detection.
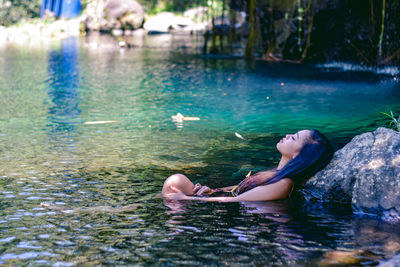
<box><xmin>0</xmin><ymin>35</ymin><xmax>399</xmax><ymax>265</ymax></box>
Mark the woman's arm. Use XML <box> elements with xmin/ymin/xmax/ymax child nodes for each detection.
<box><xmin>216</xmin><ymin>185</ymin><xmax>237</xmax><ymax>192</ymax></box>
<box><xmin>170</xmin><ymin>178</ymin><xmax>293</xmax><ymax>202</ymax></box>
<box><xmin>192</xmin><ymin>184</ymin><xmax>237</xmax><ymax>196</ymax></box>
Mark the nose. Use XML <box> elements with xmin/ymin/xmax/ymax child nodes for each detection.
<box><xmin>286</xmin><ymin>134</ymin><xmax>290</xmax><ymax>139</ymax></box>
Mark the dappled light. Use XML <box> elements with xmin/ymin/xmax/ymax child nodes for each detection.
<box><xmin>392</xmin><ymin>155</ymin><xmax>400</xmax><ymax>167</ymax></box>
<box><xmin>0</xmin><ymin>34</ymin><xmax>398</xmax><ymax>265</ymax></box>
<box><xmin>0</xmin><ymin>0</ymin><xmax>399</xmax><ymax>265</ymax></box>
<box><xmin>362</xmin><ymin>158</ymin><xmax>385</xmax><ymax>171</ymax></box>
<box><xmin>375</xmin><ymin>133</ymin><xmax>391</xmax><ymax>147</ymax></box>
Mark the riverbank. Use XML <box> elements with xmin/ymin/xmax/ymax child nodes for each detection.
<box><xmin>0</xmin><ymin>18</ymin><xmax>81</xmax><ymax>46</ymax></box>
<box><xmin>0</xmin><ymin>11</ymin><xmax>207</xmax><ymax>48</ymax></box>
<box><xmin>2</xmin><ymin>0</ymin><xmax>400</xmax><ymax>65</ymax></box>
<box><xmin>303</xmin><ymin>127</ymin><xmax>400</xmax><ymax>223</ymax></box>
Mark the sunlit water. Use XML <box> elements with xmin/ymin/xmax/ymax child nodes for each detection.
<box><xmin>0</xmin><ymin>34</ymin><xmax>399</xmax><ymax>265</ymax></box>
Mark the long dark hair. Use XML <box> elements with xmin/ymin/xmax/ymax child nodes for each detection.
<box><xmin>263</xmin><ymin>129</ymin><xmax>334</xmax><ymax>186</ymax></box>
<box><xmin>235</xmin><ymin>129</ymin><xmax>334</xmax><ymax>194</ymax></box>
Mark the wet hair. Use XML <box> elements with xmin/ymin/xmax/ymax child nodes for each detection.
<box><xmin>234</xmin><ymin>130</ymin><xmax>334</xmax><ymax>194</ymax></box>
<box><xmin>263</xmin><ymin>129</ymin><xmax>334</xmax><ymax>187</ymax></box>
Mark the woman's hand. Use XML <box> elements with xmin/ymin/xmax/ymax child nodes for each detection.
<box><xmin>193</xmin><ymin>183</ymin><xmax>215</xmax><ymax>196</ymax></box>
<box><xmin>166</xmin><ymin>186</ymin><xmax>191</xmax><ymax>200</ymax></box>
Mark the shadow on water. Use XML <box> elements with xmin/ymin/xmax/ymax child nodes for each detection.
<box><xmin>40</xmin><ymin>165</ymin><xmax>399</xmax><ymax>266</ymax></box>
<box><xmin>195</xmin><ymin>52</ymin><xmax>399</xmax><ymax>83</ymax></box>
<box><xmin>153</xmin><ymin>195</ymin><xmax>400</xmax><ymax>266</ymax></box>
<box><xmin>244</xmin><ymin>60</ymin><xmax>399</xmax><ymax>83</ymax></box>
<box><xmin>0</xmin><ymin>158</ymin><xmax>399</xmax><ymax>265</ymax></box>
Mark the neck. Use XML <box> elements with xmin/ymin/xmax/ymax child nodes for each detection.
<box><xmin>277</xmin><ymin>155</ymin><xmax>291</xmax><ymax>170</ymax></box>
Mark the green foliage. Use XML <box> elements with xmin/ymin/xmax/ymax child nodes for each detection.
<box><xmin>138</xmin><ymin>0</ymin><xmax>202</xmax><ymax>14</ymax></box>
<box><xmin>0</xmin><ymin>0</ymin><xmax>41</xmax><ymax>26</ymax></box>
<box><xmin>381</xmin><ymin>110</ymin><xmax>400</xmax><ymax>131</ymax></box>
<box><xmin>81</xmin><ymin>0</ymin><xmax>94</xmax><ymax>9</ymax></box>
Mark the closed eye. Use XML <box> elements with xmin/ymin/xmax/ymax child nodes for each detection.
<box><xmin>291</xmin><ymin>136</ymin><xmax>295</xmax><ymax>140</ymax></box>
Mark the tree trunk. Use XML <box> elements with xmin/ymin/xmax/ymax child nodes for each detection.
<box><xmin>228</xmin><ymin>6</ymin><xmax>237</xmax><ymax>53</ymax></box>
<box><xmin>219</xmin><ymin>0</ymin><xmax>226</xmax><ymax>53</ymax></box>
<box><xmin>210</xmin><ymin>0</ymin><xmax>218</xmax><ymax>53</ymax></box>
<box><xmin>244</xmin><ymin>0</ymin><xmax>256</xmax><ymax>58</ymax></box>
<box><xmin>378</xmin><ymin>0</ymin><xmax>386</xmax><ymax>58</ymax></box>
<box><xmin>300</xmin><ymin>0</ymin><xmax>313</xmax><ymax>61</ymax></box>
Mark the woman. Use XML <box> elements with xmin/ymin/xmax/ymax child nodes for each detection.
<box><xmin>162</xmin><ymin>129</ymin><xmax>334</xmax><ymax>202</ymax></box>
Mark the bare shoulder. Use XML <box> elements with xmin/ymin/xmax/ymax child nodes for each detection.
<box><xmin>280</xmin><ymin>178</ymin><xmax>294</xmax><ymax>187</ymax></box>
<box><xmin>276</xmin><ymin>178</ymin><xmax>294</xmax><ymax>198</ymax></box>
<box><xmin>235</xmin><ymin>177</ymin><xmax>294</xmax><ymax>201</ymax></box>
<box><xmin>269</xmin><ymin>178</ymin><xmax>294</xmax><ymax>198</ymax></box>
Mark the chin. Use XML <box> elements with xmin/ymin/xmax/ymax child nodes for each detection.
<box><xmin>276</xmin><ymin>142</ymin><xmax>281</xmax><ymax>151</ymax></box>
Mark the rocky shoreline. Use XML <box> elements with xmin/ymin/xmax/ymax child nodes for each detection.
<box><xmin>2</xmin><ymin>0</ymin><xmax>400</xmax><ymax>66</ymax></box>
<box><xmin>0</xmin><ymin>0</ymin><xmax>247</xmax><ymax>50</ymax></box>
<box><xmin>0</xmin><ymin>0</ymin><xmax>214</xmax><ymax>47</ymax></box>
<box><xmin>302</xmin><ymin>127</ymin><xmax>400</xmax><ymax>223</ymax></box>
<box><xmin>0</xmin><ymin>18</ymin><xmax>81</xmax><ymax>46</ymax></box>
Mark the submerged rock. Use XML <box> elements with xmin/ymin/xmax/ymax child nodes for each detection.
<box><xmin>302</xmin><ymin>127</ymin><xmax>400</xmax><ymax>221</ymax></box>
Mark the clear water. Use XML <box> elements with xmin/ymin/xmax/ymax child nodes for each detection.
<box><xmin>0</xmin><ymin>35</ymin><xmax>399</xmax><ymax>265</ymax></box>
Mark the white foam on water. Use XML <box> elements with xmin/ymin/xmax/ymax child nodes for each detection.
<box><xmin>316</xmin><ymin>62</ymin><xmax>400</xmax><ymax>76</ymax></box>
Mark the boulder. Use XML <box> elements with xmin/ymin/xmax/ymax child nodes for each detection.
<box><xmin>105</xmin><ymin>0</ymin><xmax>143</xmax><ymax>29</ymax></box>
<box><xmin>380</xmin><ymin>254</ymin><xmax>400</xmax><ymax>267</ymax></box>
<box><xmin>82</xmin><ymin>0</ymin><xmax>144</xmax><ymax>32</ymax></box>
<box><xmin>183</xmin><ymin>7</ymin><xmax>208</xmax><ymax>22</ymax></box>
<box><xmin>143</xmin><ymin>12</ymin><xmax>195</xmax><ymax>34</ymax></box>
<box><xmin>0</xmin><ymin>26</ymin><xmax>8</xmax><ymax>44</ymax></box>
<box><xmin>302</xmin><ymin>127</ymin><xmax>400</xmax><ymax>221</ymax></box>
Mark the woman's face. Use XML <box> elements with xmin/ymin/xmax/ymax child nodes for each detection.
<box><xmin>276</xmin><ymin>130</ymin><xmax>312</xmax><ymax>158</ymax></box>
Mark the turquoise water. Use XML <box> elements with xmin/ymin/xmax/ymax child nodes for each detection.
<box><xmin>0</xmin><ymin>35</ymin><xmax>399</xmax><ymax>265</ymax></box>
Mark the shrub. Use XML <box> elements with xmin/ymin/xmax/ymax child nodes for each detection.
<box><xmin>0</xmin><ymin>0</ymin><xmax>41</xmax><ymax>26</ymax></box>
<box><xmin>381</xmin><ymin>110</ymin><xmax>400</xmax><ymax>131</ymax></box>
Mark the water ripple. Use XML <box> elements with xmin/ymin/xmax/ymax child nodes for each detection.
<box><xmin>0</xmin><ymin>36</ymin><xmax>398</xmax><ymax>266</ymax></box>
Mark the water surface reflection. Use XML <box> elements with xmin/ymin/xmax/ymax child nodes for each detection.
<box><xmin>46</xmin><ymin>37</ymin><xmax>81</xmax><ymax>172</ymax></box>
<box><xmin>0</xmin><ymin>35</ymin><xmax>399</xmax><ymax>265</ymax></box>
<box><xmin>46</xmin><ymin>37</ymin><xmax>81</xmax><ymax>134</ymax></box>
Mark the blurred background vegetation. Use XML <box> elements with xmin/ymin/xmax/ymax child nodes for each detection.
<box><xmin>0</xmin><ymin>0</ymin><xmax>203</xmax><ymax>25</ymax></box>
<box><xmin>1</xmin><ymin>0</ymin><xmax>399</xmax><ymax>66</ymax></box>
<box><xmin>0</xmin><ymin>0</ymin><xmax>41</xmax><ymax>25</ymax></box>
<box><xmin>138</xmin><ymin>0</ymin><xmax>205</xmax><ymax>13</ymax></box>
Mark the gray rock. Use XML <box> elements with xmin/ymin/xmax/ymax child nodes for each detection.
<box><xmin>83</xmin><ymin>0</ymin><xmax>143</xmax><ymax>32</ymax></box>
<box><xmin>379</xmin><ymin>254</ymin><xmax>400</xmax><ymax>267</ymax></box>
<box><xmin>183</xmin><ymin>7</ymin><xmax>208</xmax><ymax>22</ymax></box>
<box><xmin>111</xmin><ymin>29</ymin><xmax>123</xmax><ymax>36</ymax></box>
<box><xmin>143</xmin><ymin>12</ymin><xmax>195</xmax><ymax>34</ymax></box>
<box><xmin>0</xmin><ymin>26</ymin><xmax>7</xmax><ymax>44</ymax></box>
<box><xmin>302</xmin><ymin>127</ymin><xmax>400</xmax><ymax>220</ymax></box>
<box><xmin>105</xmin><ymin>0</ymin><xmax>143</xmax><ymax>29</ymax></box>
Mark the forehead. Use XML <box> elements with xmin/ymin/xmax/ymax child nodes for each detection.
<box><xmin>297</xmin><ymin>130</ymin><xmax>312</xmax><ymax>140</ymax></box>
